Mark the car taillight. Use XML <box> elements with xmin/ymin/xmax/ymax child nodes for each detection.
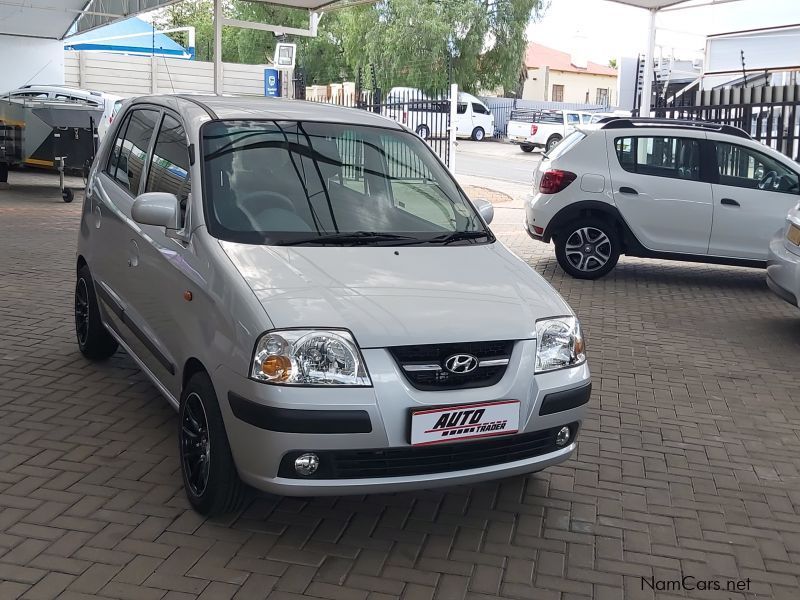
<box><xmin>530</xmin><ymin>124</ymin><xmax>538</xmax><ymax>136</ymax></box>
<box><xmin>539</xmin><ymin>170</ymin><xmax>577</xmax><ymax>194</ymax></box>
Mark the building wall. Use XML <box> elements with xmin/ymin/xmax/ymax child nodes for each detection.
<box><xmin>521</xmin><ymin>67</ymin><xmax>617</xmax><ymax>105</ymax></box>
<box><xmin>64</xmin><ymin>51</ymin><xmax>271</xmax><ymax>96</ymax></box>
<box><xmin>0</xmin><ymin>36</ymin><xmax>64</xmax><ymax>91</ymax></box>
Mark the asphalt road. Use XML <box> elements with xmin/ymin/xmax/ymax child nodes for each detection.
<box><xmin>455</xmin><ymin>140</ymin><xmax>541</xmax><ymax>185</ymax></box>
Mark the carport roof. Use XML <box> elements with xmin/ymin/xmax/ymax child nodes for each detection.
<box><xmin>3</xmin><ymin>0</ymin><xmax>339</xmax><ymax>41</ymax></box>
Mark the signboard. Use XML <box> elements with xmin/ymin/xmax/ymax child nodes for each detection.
<box><xmin>264</xmin><ymin>68</ymin><xmax>280</xmax><ymax>97</ymax></box>
<box><xmin>274</xmin><ymin>42</ymin><xmax>296</xmax><ymax>69</ymax></box>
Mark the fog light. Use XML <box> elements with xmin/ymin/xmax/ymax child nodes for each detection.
<box><xmin>294</xmin><ymin>453</ymin><xmax>319</xmax><ymax>476</ymax></box>
<box><xmin>555</xmin><ymin>426</ymin><xmax>571</xmax><ymax>447</ymax></box>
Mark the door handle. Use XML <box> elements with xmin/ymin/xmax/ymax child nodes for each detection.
<box><xmin>721</xmin><ymin>198</ymin><xmax>740</xmax><ymax>207</ymax></box>
<box><xmin>619</xmin><ymin>187</ymin><xmax>638</xmax><ymax>195</ymax></box>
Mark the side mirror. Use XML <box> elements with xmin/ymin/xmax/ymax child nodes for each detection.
<box><xmin>473</xmin><ymin>198</ymin><xmax>494</xmax><ymax>225</ymax></box>
<box><xmin>132</xmin><ymin>192</ymin><xmax>180</xmax><ymax>229</ymax></box>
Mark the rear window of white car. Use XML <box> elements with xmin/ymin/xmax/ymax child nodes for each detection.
<box><xmin>546</xmin><ymin>131</ymin><xmax>585</xmax><ymax>159</ymax></box>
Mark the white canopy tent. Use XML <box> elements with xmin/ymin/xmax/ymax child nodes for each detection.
<box><xmin>607</xmin><ymin>0</ymin><xmax>744</xmax><ymax>115</ymax></box>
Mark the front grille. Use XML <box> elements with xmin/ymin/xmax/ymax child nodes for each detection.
<box><xmin>389</xmin><ymin>340</ymin><xmax>514</xmax><ymax>390</ymax></box>
<box><xmin>277</xmin><ymin>424</ymin><xmax>577</xmax><ymax>479</ymax></box>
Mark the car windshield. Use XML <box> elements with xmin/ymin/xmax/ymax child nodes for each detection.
<box><xmin>201</xmin><ymin>120</ymin><xmax>492</xmax><ymax>246</ymax></box>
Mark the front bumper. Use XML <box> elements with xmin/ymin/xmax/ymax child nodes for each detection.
<box><xmin>767</xmin><ymin>236</ymin><xmax>800</xmax><ymax>308</ymax></box>
<box><xmin>213</xmin><ymin>340</ymin><xmax>590</xmax><ymax>495</ymax></box>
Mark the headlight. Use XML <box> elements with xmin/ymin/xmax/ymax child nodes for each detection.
<box><xmin>251</xmin><ymin>329</ymin><xmax>371</xmax><ymax>386</ymax></box>
<box><xmin>535</xmin><ymin>316</ymin><xmax>586</xmax><ymax>373</ymax></box>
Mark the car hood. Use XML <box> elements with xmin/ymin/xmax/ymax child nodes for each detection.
<box><xmin>220</xmin><ymin>241</ymin><xmax>571</xmax><ymax>348</ymax></box>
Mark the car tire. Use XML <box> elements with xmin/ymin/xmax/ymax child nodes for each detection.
<box><xmin>179</xmin><ymin>371</ymin><xmax>246</xmax><ymax>517</ymax></box>
<box><xmin>520</xmin><ymin>145</ymin><xmax>534</xmax><ymax>153</ymax></box>
<box><xmin>554</xmin><ymin>218</ymin><xmax>621</xmax><ymax>279</ymax></box>
<box><xmin>416</xmin><ymin>124</ymin><xmax>430</xmax><ymax>140</ymax></box>
<box><xmin>75</xmin><ymin>266</ymin><xmax>118</xmax><ymax>360</ymax></box>
<box><xmin>546</xmin><ymin>135</ymin><xmax>562</xmax><ymax>153</ymax></box>
<box><xmin>471</xmin><ymin>127</ymin><xmax>485</xmax><ymax>141</ymax></box>
<box><xmin>62</xmin><ymin>187</ymin><xmax>74</xmax><ymax>203</ymax></box>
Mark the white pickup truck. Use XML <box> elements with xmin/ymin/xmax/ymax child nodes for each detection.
<box><xmin>507</xmin><ymin>109</ymin><xmax>594</xmax><ymax>153</ymax></box>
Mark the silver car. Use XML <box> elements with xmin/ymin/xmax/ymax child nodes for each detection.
<box><xmin>75</xmin><ymin>95</ymin><xmax>591</xmax><ymax>516</ymax></box>
<box><xmin>767</xmin><ymin>202</ymin><xmax>800</xmax><ymax>308</ymax></box>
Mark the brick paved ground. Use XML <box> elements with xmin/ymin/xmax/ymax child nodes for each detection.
<box><xmin>1</xmin><ymin>171</ymin><xmax>800</xmax><ymax>599</ymax></box>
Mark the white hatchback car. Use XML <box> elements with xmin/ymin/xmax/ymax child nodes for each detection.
<box><xmin>76</xmin><ymin>95</ymin><xmax>590</xmax><ymax>516</ymax></box>
<box><xmin>767</xmin><ymin>203</ymin><xmax>800</xmax><ymax>309</ymax></box>
<box><xmin>524</xmin><ymin>118</ymin><xmax>800</xmax><ymax>279</ymax></box>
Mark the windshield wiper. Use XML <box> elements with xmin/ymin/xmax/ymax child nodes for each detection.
<box><xmin>428</xmin><ymin>230</ymin><xmax>493</xmax><ymax>245</ymax></box>
<box><xmin>280</xmin><ymin>231</ymin><xmax>421</xmax><ymax>246</ymax></box>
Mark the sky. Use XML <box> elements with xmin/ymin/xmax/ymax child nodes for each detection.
<box><xmin>526</xmin><ymin>0</ymin><xmax>800</xmax><ymax>65</ymax></box>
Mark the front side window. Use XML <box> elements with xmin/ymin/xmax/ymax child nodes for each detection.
<box><xmin>614</xmin><ymin>136</ymin><xmax>700</xmax><ymax>181</ymax></box>
<box><xmin>471</xmin><ymin>102</ymin><xmax>487</xmax><ymax>115</ymax></box>
<box><xmin>715</xmin><ymin>142</ymin><xmax>799</xmax><ymax>194</ymax></box>
<box><xmin>107</xmin><ymin>108</ymin><xmax>160</xmax><ymax>194</ymax></box>
<box><xmin>146</xmin><ymin>114</ymin><xmax>191</xmax><ymax>227</ymax></box>
<box><xmin>201</xmin><ymin>120</ymin><xmax>492</xmax><ymax>246</ymax></box>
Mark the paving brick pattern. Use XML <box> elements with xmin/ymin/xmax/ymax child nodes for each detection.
<box><xmin>1</xmin><ymin>173</ymin><xmax>800</xmax><ymax>599</ymax></box>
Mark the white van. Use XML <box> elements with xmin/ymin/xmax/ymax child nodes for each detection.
<box><xmin>455</xmin><ymin>93</ymin><xmax>495</xmax><ymax>141</ymax></box>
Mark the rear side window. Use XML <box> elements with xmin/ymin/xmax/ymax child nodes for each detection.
<box><xmin>107</xmin><ymin>108</ymin><xmax>160</xmax><ymax>194</ymax></box>
<box><xmin>547</xmin><ymin>131</ymin><xmax>586</xmax><ymax>159</ymax></box>
<box><xmin>614</xmin><ymin>136</ymin><xmax>700</xmax><ymax>181</ymax></box>
<box><xmin>567</xmin><ymin>113</ymin><xmax>580</xmax><ymax>125</ymax></box>
<box><xmin>146</xmin><ymin>114</ymin><xmax>191</xmax><ymax>226</ymax></box>
<box><xmin>535</xmin><ymin>112</ymin><xmax>563</xmax><ymax>125</ymax></box>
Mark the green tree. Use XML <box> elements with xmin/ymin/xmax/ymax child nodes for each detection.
<box><xmin>156</xmin><ymin>0</ymin><xmax>241</xmax><ymax>62</ymax></box>
<box><xmin>156</xmin><ymin>0</ymin><xmax>546</xmax><ymax>94</ymax></box>
<box><xmin>608</xmin><ymin>58</ymin><xmax>617</xmax><ymax>69</ymax></box>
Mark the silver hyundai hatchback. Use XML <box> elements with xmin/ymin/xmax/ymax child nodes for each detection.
<box><xmin>75</xmin><ymin>95</ymin><xmax>591</xmax><ymax>516</ymax></box>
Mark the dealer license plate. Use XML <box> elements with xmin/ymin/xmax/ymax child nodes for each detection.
<box><xmin>410</xmin><ymin>400</ymin><xmax>520</xmax><ymax>446</ymax></box>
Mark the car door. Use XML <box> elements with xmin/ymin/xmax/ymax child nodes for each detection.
<box><xmin>90</xmin><ymin>106</ymin><xmax>161</xmax><ymax>357</ymax></box>
<box><xmin>708</xmin><ymin>138</ymin><xmax>800</xmax><ymax>260</ymax></box>
<box><xmin>124</xmin><ymin>111</ymin><xmax>194</xmax><ymax>395</ymax></box>
<box><xmin>470</xmin><ymin>102</ymin><xmax>492</xmax><ymax>135</ymax></box>
<box><xmin>606</xmin><ymin>132</ymin><xmax>714</xmax><ymax>254</ymax></box>
<box><xmin>455</xmin><ymin>101</ymin><xmax>470</xmax><ymax>136</ymax></box>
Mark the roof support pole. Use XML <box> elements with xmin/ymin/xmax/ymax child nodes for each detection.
<box><xmin>639</xmin><ymin>8</ymin><xmax>657</xmax><ymax>117</ymax></box>
<box><xmin>214</xmin><ymin>0</ymin><xmax>223</xmax><ymax>94</ymax></box>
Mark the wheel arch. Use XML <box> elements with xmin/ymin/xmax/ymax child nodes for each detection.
<box><xmin>76</xmin><ymin>255</ymin><xmax>88</xmax><ymax>274</ymax></box>
<box><xmin>183</xmin><ymin>357</ymin><xmax>210</xmax><ymax>391</ymax></box>
<box><xmin>543</xmin><ymin>200</ymin><xmax>632</xmax><ymax>249</ymax></box>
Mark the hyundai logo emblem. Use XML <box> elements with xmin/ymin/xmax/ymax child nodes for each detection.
<box><xmin>444</xmin><ymin>353</ymin><xmax>479</xmax><ymax>374</ymax></box>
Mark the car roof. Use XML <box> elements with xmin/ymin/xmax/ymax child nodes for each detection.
<box><xmin>596</xmin><ymin>117</ymin><xmax>751</xmax><ymax>139</ymax></box>
<box><xmin>135</xmin><ymin>94</ymin><xmax>404</xmax><ymax>130</ymax></box>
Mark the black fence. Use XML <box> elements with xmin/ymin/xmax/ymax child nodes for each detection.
<box><xmin>306</xmin><ymin>87</ymin><xmax>453</xmax><ymax>168</ymax></box>
<box><xmin>655</xmin><ymin>84</ymin><xmax>800</xmax><ymax>161</ymax></box>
